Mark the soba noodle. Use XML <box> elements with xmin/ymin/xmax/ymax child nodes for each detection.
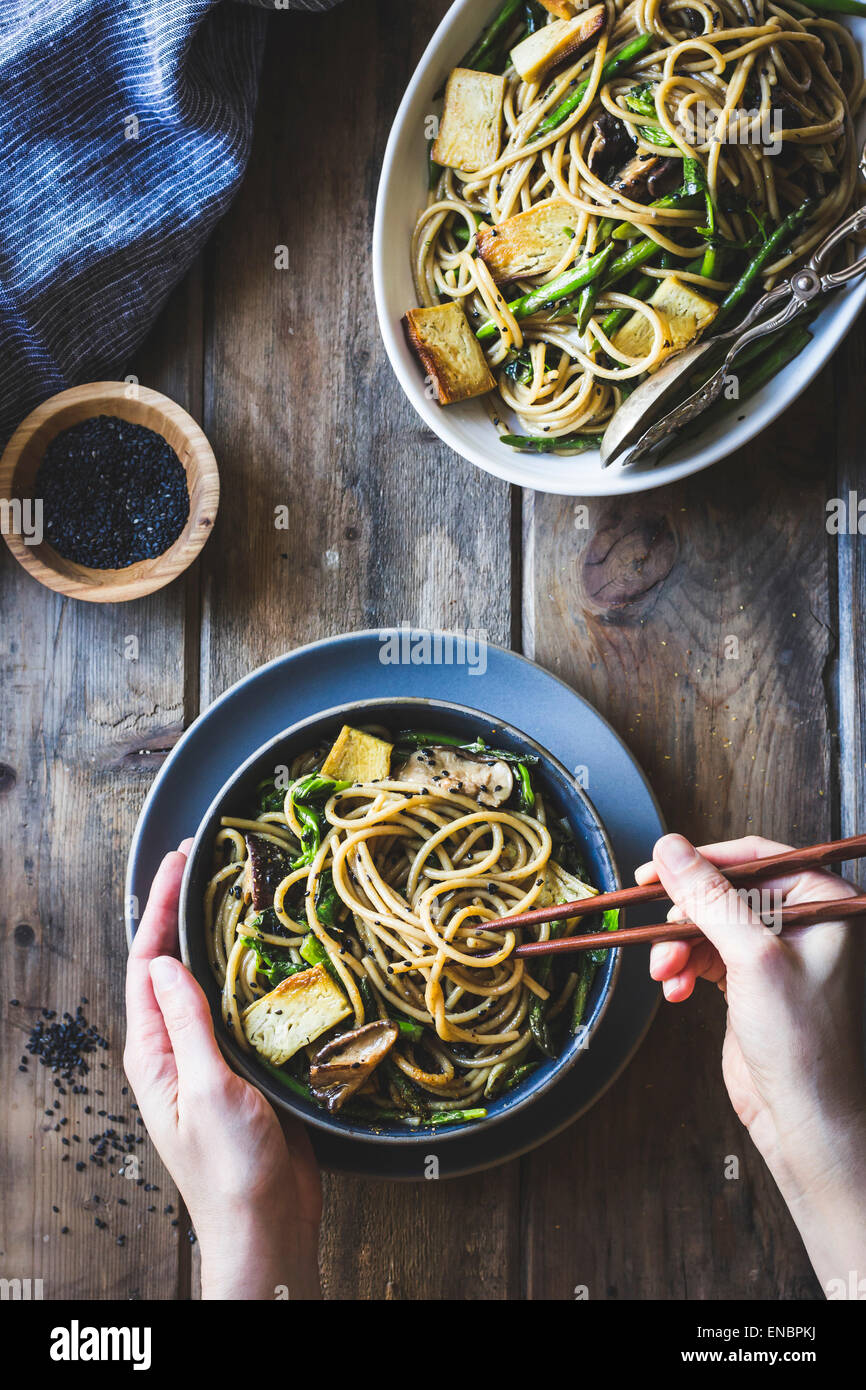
<box><xmin>411</xmin><ymin>0</ymin><xmax>864</xmax><ymax>449</ymax></box>
<box><xmin>204</xmin><ymin>727</ymin><xmax>610</xmax><ymax>1125</ymax></box>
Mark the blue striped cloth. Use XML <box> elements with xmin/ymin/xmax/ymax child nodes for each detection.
<box><xmin>0</xmin><ymin>0</ymin><xmax>341</xmax><ymax>445</ymax></box>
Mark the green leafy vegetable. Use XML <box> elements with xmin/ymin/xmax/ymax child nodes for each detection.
<box><xmin>288</xmin><ymin>773</ymin><xmax>351</xmax><ymax>869</ymax></box>
<box><xmin>515</xmin><ymin>762</ymin><xmax>535</xmax><ymax>811</ymax></box>
<box><xmin>314</xmin><ymin>868</ymin><xmax>340</xmax><ymax>929</ymax></box>
<box><xmin>395</xmin><ymin>730</ymin><xmax>540</xmax><ymax>764</ymax></box>
<box><xmin>502</xmin><ymin>347</ymin><xmax>535</xmax><ymax>385</ymax></box>
<box><xmin>256</xmin><ymin>777</ymin><xmax>286</xmax><ymax>814</ymax></box>
<box><xmin>299</xmin><ymin>932</ymin><xmax>330</xmax><ymax>969</ymax></box>
<box><xmin>622</xmin><ymin>83</ymin><xmax>672</xmax><ymax>146</ymax></box>
<box><xmin>588</xmin><ymin>907</ymin><xmax>620</xmax><ymax>963</ymax></box>
<box><xmin>239</xmin><ymin>935</ymin><xmax>307</xmax><ymax>987</ymax></box>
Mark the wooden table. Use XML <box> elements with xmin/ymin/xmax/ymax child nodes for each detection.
<box><xmin>3</xmin><ymin>0</ymin><xmax>864</xmax><ymax>1301</ymax></box>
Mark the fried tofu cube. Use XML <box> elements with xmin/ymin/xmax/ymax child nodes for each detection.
<box><xmin>432</xmin><ymin>67</ymin><xmax>505</xmax><ymax>172</ymax></box>
<box><xmin>402</xmin><ymin>302</ymin><xmax>496</xmax><ymax>405</ymax></box>
<box><xmin>510</xmin><ymin>6</ymin><xmax>605</xmax><ymax>84</ymax></box>
<box><xmin>320</xmin><ymin>725</ymin><xmax>394</xmax><ymax>783</ymax></box>
<box><xmin>477</xmin><ymin>199</ymin><xmax>578</xmax><ymax>282</ymax></box>
<box><xmin>538</xmin><ymin>0</ymin><xmax>581</xmax><ymax>16</ymax></box>
<box><xmin>243</xmin><ymin>964</ymin><xmax>351</xmax><ymax>1066</ymax></box>
<box><xmin>611</xmin><ymin>276</ymin><xmax>719</xmax><ymax>367</ymax></box>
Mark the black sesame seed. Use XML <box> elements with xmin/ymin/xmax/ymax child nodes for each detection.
<box><xmin>35</xmin><ymin>415</ymin><xmax>190</xmax><ymax>569</ymax></box>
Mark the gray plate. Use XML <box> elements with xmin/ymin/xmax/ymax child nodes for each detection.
<box><xmin>126</xmin><ymin>629</ymin><xmax>664</xmax><ymax>1178</ymax></box>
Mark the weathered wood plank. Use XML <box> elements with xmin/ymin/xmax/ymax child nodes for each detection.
<box><xmin>835</xmin><ymin>316</ymin><xmax>866</xmax><ymax>841</ymax></box>
<box><xmin>522</xmin><ymin>379</ymin><xmax>835</xmax><ymax>1299</ymax></box>
<box><xmin>0</xmin><ymin>272</ymin><xmax>202</xmax><ymax>1301</ymax></box>
<box><xmin>198</xmin><ymin>1</ymin><xmax>518</xmax><ymax>1300</ymax></box>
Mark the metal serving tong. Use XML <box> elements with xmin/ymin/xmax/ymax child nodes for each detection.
<box><xmin>600</xmin><ymin>202</ymin><xmax>866</xmax><ymax>470</ymax></box>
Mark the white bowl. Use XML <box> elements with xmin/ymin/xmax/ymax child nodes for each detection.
<box><xmin>373</xmin><ymin>0</ymin><xmax>866</xmax><ymax>497</ymax></box>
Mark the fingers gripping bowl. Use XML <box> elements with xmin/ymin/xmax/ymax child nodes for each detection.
<box><xmin>179</xmin><ymin>698</ymin><xmax>621</xmax><ymax>1144</ymax></box>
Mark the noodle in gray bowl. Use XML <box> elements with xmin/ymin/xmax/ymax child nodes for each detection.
<box><xmin>179</xmin><ymin>697</ymin><xmax>621</xmax><ymax>1144</ymax></box>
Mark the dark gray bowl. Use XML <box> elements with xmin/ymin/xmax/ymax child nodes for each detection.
<box><xmin>179</xmin><ymin>696</ymin><xmax>621</xmax><ymax>1146</ymax></box>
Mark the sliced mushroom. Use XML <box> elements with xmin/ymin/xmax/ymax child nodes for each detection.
<box><xmin>586</xmin><ymin>112</ymin><xmax>635</xmax><ymax>180</ymax></box>
<box><xmin>309</xmin><ymin>1020</ymin><xmax>399</xmax><ymax>1112</ymax></box>
<box><xmin>400</xmin><ymin>746</ymin><xmax>514</xmax><ymax>806</ymax></box>
<box><xmin>242</xmin><ymin>833</ymin><xmax>293</xmax><ymax>911</ymax></box>
<box><xmin>610</xmin><ymin>154</ymin><xmax>680</xmax><ymax>203</ymax></box>
<box><xmin>771</xmin><ymin>89</ymin><xmax>810</xmax><ymax>132</ymax></box>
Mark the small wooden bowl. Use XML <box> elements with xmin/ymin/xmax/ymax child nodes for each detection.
<box><xmin>0</xmin><ymin>382</ymin><xmax>219</xmax><ymax>603</ymax></box>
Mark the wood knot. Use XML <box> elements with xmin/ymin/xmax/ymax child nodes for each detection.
<box><xmin>582</xmin><ymin>507</ymin><xmax>676</xmax><ymax>611</ymax></box>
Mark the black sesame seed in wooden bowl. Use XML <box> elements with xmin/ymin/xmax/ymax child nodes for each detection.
<box><xmin>0</xmin><ymin>382</ymin><xmax>219</xmax><ymax>603</ymax></box>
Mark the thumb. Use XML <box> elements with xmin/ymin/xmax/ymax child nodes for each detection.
<box><xmin>652</xmin><ymin>834</ymin><xmax>773</xmax><ymax>967</ymax></box>
<box><xmin>148</xmin><ymin>956</ymin><xmax>228</xmax><ymax>1087</ymax></box>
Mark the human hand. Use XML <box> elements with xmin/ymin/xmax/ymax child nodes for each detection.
<box><xmin>637</xmin><ymin>833</ymin><xmax>866</xmax><ymax>1292</ymax></box>
<box><xmin>124</xmin><ymin>842</ymin><xmax>322</xmax><ymax>1301</ymax></box>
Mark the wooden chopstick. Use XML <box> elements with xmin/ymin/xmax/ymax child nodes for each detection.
<box><xmin>476</xmin><ymin>832</ymin><xmax>866</xmax><ymax>937</ymax></box>
<box><xmin>513</xmin><ymin>894</ymin><xmax>866</xmax><ymax>957</ymax></box>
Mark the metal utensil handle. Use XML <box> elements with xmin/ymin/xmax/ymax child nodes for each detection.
<box><xmin>621</xmin><ymin>200</ymin><xmax>866</xmax><ymax>466</ymax></box>
<box><xmin>811</xmin><ymin>204</ymin><xmax>866</xmax><ymax>289</ymax></box>
<box><xmin>724</xmin><ymin>291</ymin><xmax>806</xmax><ymax>369</ymax></box>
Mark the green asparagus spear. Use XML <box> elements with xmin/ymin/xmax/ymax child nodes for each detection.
<box><xmin>664</xmin><ymin>324</ymin><xmax>813</xmax><ymax>454</ymax></box>
<box><xmin>477</xmin><ymin>244</ymin><xmax>614</xmax><ymax>341</ymax></box>
<box><xmin>459</xmin><ymin>0</ymin><xmax>524</xmax><ymax>72</ymax></box>
<box><xmin>599</xmin><ymin>271</ymin><xmax>656</xmax><ymax>336</ymax></box>
<box><xmin>529</xmin><ymin>994</ymin><xmax>557</xmax><ymax>1056</ymax></box>
<box><xmin>536</xmin><ymin>33</ymin><xmax>654</xmax><ymax>138</ymax></box>
<box><xmin>523</xmin><ymin>0</ymin><xmax>549</xmax><ymax>32</ymax></box>
<box><xmin>478</xmin><ymin>238</ymin><xmax>657</xmax><ymax>344</ymax></box>
<box><xmin>574</xmin><ymin>243</ymin><xmax>614</xmax><ymax>331</ymax></box>
<box><xmin>610</xmin><ymin>187</ymin><xmax>702</xmax><ymax>240</ymax></box>
<box><xmin>500</xmin><ymin>432</ymin><xmax>605</xmax><ymax>453</ymax></box>
<box><xmin>504</xmin><ymin>1061</ymin><xmax>541</xmax><ymax>1091</ymax></box>
<box><xmin>796</xmin><ymin>0</ymin><xmax>866</xmax><ymax>12</ymax></box>
<box><xmin>715</xmin><ymin>198</ymin><xmax>814</xmax><ymax>329</ymax></box>
<box><xmin>386</xmin><ymin>1059</ymin><xmax>428</xmax><ymax>1116</ymax></box>
<box><xmin>429</xmin><ymin>1108</ymin><xmax>488</xmax><ymax>1126</ymax></box>
<box><xmin>258</xmin><ymin>1060</ymin><xmax>314</xmax><ymax>1100</ymax></box>
<box><xmin>570</xmin><ymin>955</ymin><xmax>597</xmax><ymax>1033</ymax></box>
